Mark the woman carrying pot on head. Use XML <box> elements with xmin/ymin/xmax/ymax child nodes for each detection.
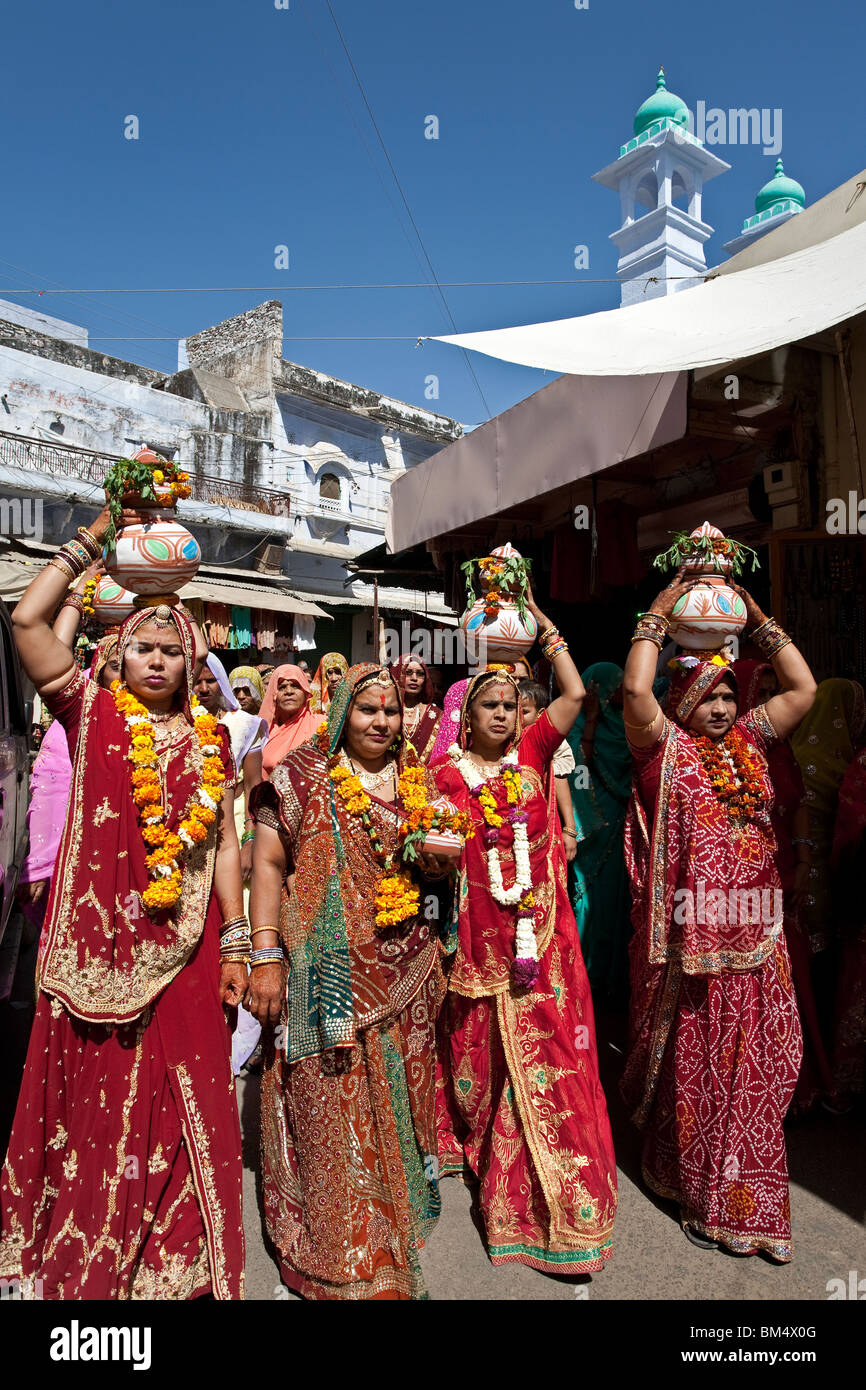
<box><xmin>247</xmin><ymin>664</ymin><xmax>455</xmax><ymax>1300</ymax></box>
<box><xmin>621</xmin><ymin>577</ymin><xmax>816</xmax><ymax>1260</ymax></box>
<box><xmin>430</xmin><ymin>586</ymin><xmax>617</xmax><ymax>1277</ymax></box>
<box><xmin>0</xmin><ymin>504</ymin><xmax>246</xmax><ymax>1300</ymax></box>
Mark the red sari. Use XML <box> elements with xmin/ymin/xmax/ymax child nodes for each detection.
<box><xmin>252</xmin><ymin>664</ymin><xmax>445</xmax><ymax>1300</ymax></box>
<box><xmin>432</xmin><ymin>706</ymin><xmax>617</xmax><ymax>1274</ymax></box>
<box><xmin>624</xmin><ymin>696</ymin><xmax>802</xmax><ymax>1261</ymax></box>
<box><xmin>0</xmin><ymin>620</ymin><xmax>244</xmax><ymax>1300</ymax></box>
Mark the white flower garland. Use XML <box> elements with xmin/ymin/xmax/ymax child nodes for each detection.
<box><xmin>448</xmin><ymin>743</ymin><xmax>538</xmax><ymax>969</ymax></box>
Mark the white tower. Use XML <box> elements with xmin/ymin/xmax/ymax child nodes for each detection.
<box><xmin>723</xmin><ymin>158</ymin><xmax>806</xmax><ymax>257</ymax></box>
<box><xmin>593</xmin><ymin>69</ymin><xmax>730</xmax><ymax>307</ymax></box>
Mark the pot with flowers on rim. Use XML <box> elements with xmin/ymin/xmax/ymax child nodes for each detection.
<box><xmin>459</xmin><ymin>543</ymin><xmax>538</xmax><ymax>663</ymax></box>
<box><xmin>102</xmin><ymin>447</ymin><xmax>199</xmax><ymax>598</ymax></box>
<box><xmin>653</xmin><ymin>521</ymin><xmax>758</xmax><ymax>651</ymax></box>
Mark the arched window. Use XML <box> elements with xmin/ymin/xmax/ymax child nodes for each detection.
<box><xmin>319</xmin><ymin>473</ymin><xmax>340</xmax><ymax>501</ymax></box>
<box><xmin>671</xmin><ymin>170</ymin><xmax>689</xmax><ymax>209</ymax></box>
<box><xmin>635</xmin><ymin>173</ymin><xmax>658</xmax><ymax>216</ymax></box>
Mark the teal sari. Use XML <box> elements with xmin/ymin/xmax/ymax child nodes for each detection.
<box><xmin>567</xmin><ymin>662</ymin><xmax>632</xmax><ymax>1005</ymax></box>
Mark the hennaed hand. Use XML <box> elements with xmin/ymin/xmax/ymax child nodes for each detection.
<box><xmin>244</xmin><ymin>962</ymin><xmax>284</xmax><ymax>1026</ymax></box>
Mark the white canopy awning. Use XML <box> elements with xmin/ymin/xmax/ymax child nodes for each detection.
<box><xmin>432</xmin><ymin>217</ymin><xmax>866</xmax><ymax>377</ymax></box>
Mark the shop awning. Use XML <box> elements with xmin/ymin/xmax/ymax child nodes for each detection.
<box><xmin>429</xmin><ymin>214</ymin><xmax>866</xmax><ymax>377</ymax></box>
<box><xmin>386</xmin><ymin>369</ymin><xmax>687</xmax><ymax>553</ymax></box>
<box><xmin>0</xmin><ymin>544</ymin><xmax>332</xmax><ymax>620</ymax></box>
<box><xmin>179</xmin><ymin>574</ymin><xmax>330</xmax><ymax>618</ymax></box>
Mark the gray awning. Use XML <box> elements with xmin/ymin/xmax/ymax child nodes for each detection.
<box><xmin>179</xmin><ymin>574</ymin><xmax>331</xmax><ymax>618</ymax></box>
<box><xmin>386</xmin><ymin>370</ymin><xmax>687</xmax><ymax>553</ymax></box>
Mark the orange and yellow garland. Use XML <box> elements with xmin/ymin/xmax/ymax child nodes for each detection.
<box><xmin>692</xmin><ymin>726</ymin><xmax>766</xmax><ymax>822</ymax></box>
<box><xmin>113</xmin><ymin>681</ymin><xmax>226</xmax><ymax>912</ymax></box>
<box><xmin>329</xmin><ymin>754</ymin><xmax>471</xmax><ymax>930</ymax></box>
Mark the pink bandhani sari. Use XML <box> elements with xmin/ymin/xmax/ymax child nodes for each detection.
<box><xmin>733</xmin><ymin>660</ymin><xmax>832</xmax><ymax>1109</ymax></box>
<box><xmin>623</xmin><ymin>659</ymin><xmax>802</xmax><ymax>1260</ymax></box>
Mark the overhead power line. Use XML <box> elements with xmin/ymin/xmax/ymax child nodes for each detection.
<box><xmin>0</xmin><ymin>275</ymin><xmax>705</xmax><ymax>294</ymax></box>
<box><xmin>319</xmin><ymin>0</ymin><xmax>492</xmax><ymax>418</ymax></box>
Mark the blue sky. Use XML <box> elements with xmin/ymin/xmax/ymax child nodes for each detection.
<box><xmin>1</xmin><ymin>0</ymin><xmax>861</xmax><ymax>428</ymax></box>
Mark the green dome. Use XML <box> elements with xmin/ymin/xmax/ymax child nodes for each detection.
<box><xmin>634</xmin><ymin>68</ymin><xmax>689</xmax><ymax>137</ymax></box>
<box><xmin>755</xmin><ymin>158</ymin><xmax>805</xmax><ymax>214</ymax></box>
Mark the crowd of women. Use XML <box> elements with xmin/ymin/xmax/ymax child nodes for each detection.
<box><xmin>0</xmin><ymin>502</ymin><xmax>863</xmax><ymax>1299</ymax></box>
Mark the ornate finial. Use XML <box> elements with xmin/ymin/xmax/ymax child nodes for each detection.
<box><xmin>775</xmin><ymin>157</ymin><xmax>784</xmax><ymax>176</ymax></box>
<box><xmin>657</xmin><ymin>67</ymin><xmax>666</xmax><ymax>89</ymax></box>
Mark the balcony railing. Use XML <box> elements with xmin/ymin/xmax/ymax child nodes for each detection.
<box><xmin>0</xmin><ymin>430</ymin><xmax>290</xmax><ymax>517</ymax></box>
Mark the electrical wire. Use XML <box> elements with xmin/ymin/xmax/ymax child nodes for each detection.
<box><xmin>0</xmin><ymin>274</ymin><xmax>704</xmax><ymax>293</ymax></box>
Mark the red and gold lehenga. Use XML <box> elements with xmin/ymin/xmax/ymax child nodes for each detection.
<box><xmin>0</xmin><ymin>609</ymin><xmax>244</xmax><ymax>1300</ymax></box>
<box><xmin>432</xmin><ymin>690</ymin><xmax>617</xmax><ymax>1275</ymax></box>
<box><xmin>623</xmin><ymin>660</ymin><xmax>803</xmax><ymax>1261</ymax></box>
<box><xmin>252</xmin><ymin>663</ymin><xmax>445</xmax><ymax>1300</ymax></box>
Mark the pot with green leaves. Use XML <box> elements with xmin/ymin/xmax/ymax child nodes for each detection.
<box><xmin>101</xmin><ymin>447</ymin><xmax>199</xmax><ymax>598</ymax></box>
<box><xmin>459</xmin><ymin>543</ymin><xmax>538</xmax><ymax>663</ymax></box>
<box><xmin>653</xmin><ymin>522</ymin><xmax>758</xmax><ymax>650</ymax></box>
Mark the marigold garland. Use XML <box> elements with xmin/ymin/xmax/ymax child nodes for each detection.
<box><xmin>329</xmin><ymin>750</ymin><xmax>469</xmax><ymax>930</ymax></box>
<box><xmin>112</xmin><ymin>680</ymin><xmax>226</xmax><ymax>912</ymax></box>
<box><xmin>81</xmin><ymin>576</ymin><xmax>98</xmax><ymax>618</ymax></box>
<box><xmin>692</xmin><ymin>726</ymin><xmax>766</xmax><ymax>822</ymax></box>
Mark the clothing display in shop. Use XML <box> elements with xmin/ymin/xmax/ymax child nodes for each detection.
<box><xmin>228</xmin><ymin>607</ymin><xmax>252</xmax><ymax>650</ymax></box>
<box><xmin>204</xmin><ymin>603</ymin><xmax>232</xmax><ymax>648</ymax></box>
<box><xmin>292</xmin><ymin>614</ymin><xmax>316</xmax><ymax>651</ymax></box>
<box><xmin>252</xmin><ymin>610</ymin><xmax>275</xmax><ymax>651</ymax></box>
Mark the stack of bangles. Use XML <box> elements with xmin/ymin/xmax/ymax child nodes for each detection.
<box><xmin>48</xmin><ymin>527</ymin><xmax>102</xmax><ymax>581</ymax></box>
<box><xmin>249</xmin><ymin>927</ymin><xmax>283</xmax><ymax>970</ymax></box>
<box><xmin>749</xmin><ymin>617</ymin><xmax>792</xmax><ymax>659</ymax></box>
<box><xmin>219</xmin><ymin>914</ymin><xmax>252</xmax><ymax>965</ymax></box>
<box><xmin>539</xmin><ymin>624</ymin><xmax>569</xmax><ymax>661</ymax></box>
<box><xmin>60</xmin><ymin>591</ymin><xmax>86</xmax><ymax>618</ymax></box>
<box><xmin>241</xmin><ymin>819</ymin><xmax>255</xmax><ymax>848</ymax></box>
<box><xmin>631</xmin><ymin>611</ymin><xmax>670</xmax><ymax>648</ymax></box>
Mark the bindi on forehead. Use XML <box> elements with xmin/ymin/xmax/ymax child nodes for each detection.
<box><xmin>494</xmin><ymin>686</ymin><xmax>509</xmax><ymax>701</ymax></box>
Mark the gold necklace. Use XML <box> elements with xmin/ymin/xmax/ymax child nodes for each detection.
<box><xmin>344</xmin><ymin>752</ymin><xmax>397</xmax><ymax>791</ymax></box>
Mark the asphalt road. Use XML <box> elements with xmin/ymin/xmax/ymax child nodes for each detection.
<box><xmin>237</xmin><ymin>1016</ymin><xmax>866</xmax><ymax>1302</ymax></box>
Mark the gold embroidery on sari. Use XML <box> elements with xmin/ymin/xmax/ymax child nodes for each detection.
<box><xmin>40</xmin><ymin>684</ymin><xmax>219</xmax><ymax>1022</ymax></box>
<box><xmin>173</xmin><ymin>1062</ymin><xmax>236</xmax><ymax>1301</ymax></box>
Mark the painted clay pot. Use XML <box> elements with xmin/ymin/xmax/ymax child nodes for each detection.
<box><xmin>105</xmin><ymin>518</ymin><xmax>201</xmax><ymax>596</ymax></box>
<box><xmin>421</xmin><ymin>797</ymin><xmax>465</xmax><ymax>859</ymax></box>
<box><xmin>460</xmin><ymin>543</ymin><xmax>537</xmax><ymax>662</ymax></box>
<box><xmin>668</xmin><ymin>525</ymin><xmax>746</xmax><ymax>649</ymax></box>
<box><xmin>91</xmin><ymin>576</ymin><xmax>137</xmax><ymax>626</ymax></box>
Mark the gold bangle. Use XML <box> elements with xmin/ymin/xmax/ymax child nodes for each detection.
<box><xmin>623</xmin><ymin>706</ymin><xmax>661</xmax><ymax>733</ymax></box>
<box><xmin>48</xmin><ymin>555</ymin><xmax>77</xmax><ymax>578</ymax></box>
<box><xmin>76</xmin><ymin>526</ymin><xmax>102</xmax><ymax>559</ymax></box>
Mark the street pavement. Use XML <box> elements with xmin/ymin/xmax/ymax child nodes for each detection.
<box><xmin>237</xmin><ymin>1015</ymin><xmax>865</xmax><ymax>1301</ymax></box>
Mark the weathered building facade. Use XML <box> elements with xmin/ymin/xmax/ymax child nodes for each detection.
<box><xmin>0</xmin><ymin>297</ymin><xmax>462</xmax><ymax>661</ymax></box>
